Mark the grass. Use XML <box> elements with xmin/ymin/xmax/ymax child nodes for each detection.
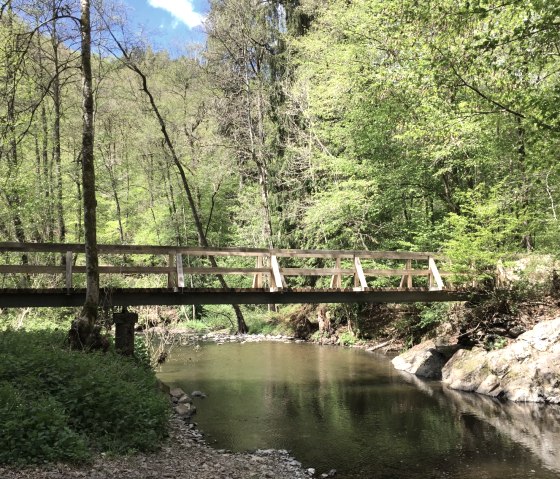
<box><xmin>0</xmin><ymin>329</ymin><xmax>169</xmax><ymax>465</ymax></box>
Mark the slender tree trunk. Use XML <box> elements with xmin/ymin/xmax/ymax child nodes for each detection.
<box><xmin>51</xmin><ymin>9</ymin><xmax>65</xmax><ymax>242</ymax></box>
<box><xmin>69</xmin><ymin>0</ymin><xmax>103</xmax><ymax>350</ymax></box>
<box><xmin>40</xmin><ymin>104</ymin><xmax>54</xmax><ymax>241</ymax></box>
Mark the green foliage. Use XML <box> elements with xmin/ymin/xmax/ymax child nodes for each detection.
<box><xmin>392</xmin><ymin>303</ymin><xmax>452</xmax><ymax>348</ymax></box>
<box><xmin>0</xmin><ymin>383</ymin><xmax>89</xmax><ymax>465</ymax></box>
<box><xmin>0</xmin><ymin>330</ymin><xmax>169</xmax><ymax>465</ymax></box>
<box><xmin>337</xmin><ymin>330</ymin><xmax>357</xmax><ymax>346</ymax></box>
<box><xmin>416</xmin><ymin>303</ymin><xmax>451</xmax><ymax>331</ymax></box>
<box><xmin>442</xmin><ymin>187</ymin><xmax>524</xmax><ymax>281</ymax></box>
<box><xmin>0</xmin><ymin>308</ymin><xmax>75</xmax><ymax>331</ymax></box>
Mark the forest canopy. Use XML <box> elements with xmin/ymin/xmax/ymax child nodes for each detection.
<box><xmin>1</xmin><ymin>0</ymin><xmax>559</xmax><ymax>276</ymax></box>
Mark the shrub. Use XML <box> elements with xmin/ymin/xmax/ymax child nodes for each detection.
<box><xmin>337</xmin><ymin>331</ymin><xmax>356</xmax><ymax>346</ymax></box>
<box><xmin>0</xmin><ymin>330</ymin><xmax>169</xmax><ymax>464</ymax></box>
<box><xmin>0</xmin><ymin>383</ymin><xmax>89</xmax><ymax>464</ymax></box>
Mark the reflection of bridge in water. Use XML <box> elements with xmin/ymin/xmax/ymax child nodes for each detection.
<box><xmin>0</xmin><ymin>242</ymin><xmax>475</xmax><ymax>308</ymax></box>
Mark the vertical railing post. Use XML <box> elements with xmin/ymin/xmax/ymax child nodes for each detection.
<box><xmin>252</xmin><ymin>255</ymin><xmax>263</xmax><ymax>288</ymax></box>
<box><xmin>400</xmin><ymin>259</ymin><xmax>412</xmax><ymax>289</ymax></box>
<box><xmin>428</xmin><ymin>257</ymin><xmax>444</xmax><ymax>291</ymax></box>
<box><xmin>176</xmin><ymin>253</ymin><xmax>184</xmax><ymax>288</ymax></box>
<box><xmin>167</xmin><ymin>254</ymin><xmax>176</xmax><ymax>289</ymax></box>
<box><xmin>65</xmin><ymin>251</ymin><xmax>73</xmax><ymax>293</ymax></box>
<box><xmin>330</xmin><ymin>257</ymin><xmax>342</xmax><ymax>289</ymax></box>
<box><xmin>353</xmin><ymin>256</ymin><xmax>367</xmax><ymax>291</ymax></box>
<box><xmin>270</xmin><ymin>254</ymin><xmax>284</xmax><ymax>291</ymax></box>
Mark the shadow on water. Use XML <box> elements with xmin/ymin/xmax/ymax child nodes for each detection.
<box><xmin>157</xmin><ymin>342</ymin><xmax>560</xmax><ymax>479</ymax></box>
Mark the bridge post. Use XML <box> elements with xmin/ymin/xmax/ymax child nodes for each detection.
<box><xmin>176</xmin><ymin>253</ymin><xmax>185</xmax><ymax>288</ymax></box>
<box><xmin>113</xmin><ymin>308</ymin><xmax>138</xmax><ymax>356</ymax></box>
<box><xmin>65</xmin><ymin>251</ymin><xmax>73</xmax><ymax>293</ymax></box>
<box><xmin>252</xmin><ymin>255</ymin><xmax>263</xmax><ymax>288</ymax></box>
<box><xmin>399</xmin><ymin>259</ymin><xmax>413</xmax><ymax>289</ymax></box>
<box><xmin>428</xmin><ymin>257</ymin><xmax>444</xmax><ymax>291</ymax></box>
<box><xmin>167</xmin><ymin>254</ymin><xmax>176</xmax><ymax>289</ymax></box>
<box><xmin>353</xmin><ymin>256</ymin><xmax>367</xmax><ymax>291</ymax></box>
<box><xmin>330</xmin><ymin>257</ymin><xmax>342</xmax><ymax>288</ymax></box>
<box><xmin>270</xmin><ymin>255</ymin><xmax>285</xmax><ymax>291</ymax></box>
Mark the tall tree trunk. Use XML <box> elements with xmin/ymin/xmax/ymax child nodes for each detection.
<box><xmin>51</xmin><ymin>8</ymin><xmax>65</xmax><ymax>243</ymax></box>
<box><xmin>69</xmin><ymin>0</ymin><xmax>103</xmax><ymax>350</ymax></box>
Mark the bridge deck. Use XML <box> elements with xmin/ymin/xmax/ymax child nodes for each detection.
<box><xmin>0</xmin><ymin>287</ymin><xmax>475</xmax><ymax>308</ymax></box>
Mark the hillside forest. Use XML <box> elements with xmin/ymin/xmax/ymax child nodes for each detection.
<box><xmin>1</xmin><ymin>0</ymin><xmax>559</xmax><ymax>290</ymax></box>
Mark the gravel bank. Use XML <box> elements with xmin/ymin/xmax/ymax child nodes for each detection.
<box><xmin>0</xmin><ymin>416</ymin><xmax>311</xmax><ymax>479</ymax></box>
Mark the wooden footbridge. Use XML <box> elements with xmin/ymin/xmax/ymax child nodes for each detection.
<box><xmin>0</xmin><ymin>242</ymin><xmax>474</xmax><ymax>308</ymax></box>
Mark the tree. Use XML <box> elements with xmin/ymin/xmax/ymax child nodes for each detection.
<box><xmin>69</xmin><ymin>0</ymin><xmax>101</xmax><ymax>349</ymax></box>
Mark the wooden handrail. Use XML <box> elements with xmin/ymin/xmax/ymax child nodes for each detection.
<box><xmin>0</xmin><ymin>242</ymin><xmax>441</xmax><ymax>260</ymax></box>
<box><xmin>0</xmin><ymin>242</ymin><xmax>448</xmax><ymax>291</ymax></box>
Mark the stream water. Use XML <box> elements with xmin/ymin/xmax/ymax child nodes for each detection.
<box><xmin>157</xmin><ymin>341</ymin><xmax>560</xmax><ymax>479</ymax></box>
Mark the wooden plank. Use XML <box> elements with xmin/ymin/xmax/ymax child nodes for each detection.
<box><xmin>252</xmin><ymin>256</ymin><xmax>263</xmax><ymax>288</ymax></box>
<box><xmin>0</xmin><ymin>241</ymin><xmax>441</xmax><ymax>260</ymax></box>
<box><xmin>429</xmin><ymin>257</ymin><xmax>444</xmax><ymax>291</ymax></box>
<box><xmin>65</xmin><ymin>251</ymin><xmax>73</xmax><ymax>291</ymax></box>
<box><xmin>270</xmin><ymin>255</ymin><xmax>284</xmax><ymax>291</ymax></box>
<box><xmin>353</xmin><ymin>257</ymin><xmax>368</xmax><ymax>291</ymax></box>
<box><xmin>98</xmin><ymin>266</ymin><xmax>170</xmax><ymax>274</ymax></box>
<box><xmin>0</xmin><ymin>264</ymin><xmax>277</xmax><ymax>276</ymax></box>
<box><xmin>399</xmin><ymin>259</ymin><xmax>412</xmax><ymax>288</ymax></box>
<box><xmin>176</xmin><ymin>253</ymin><xmax>185</xmax><ymax>288</ymax></box>
<box><xmin>167</xmin><ymin>254</ymin><xmax>175</xmax><ymax>289</ymax></box>
<box><xmin>284</xmin><ymin>267</ymin><xmax>354</xmax><ymax>276</ymax></box>
<box><xmin>0</xmin><ymin>287</ymin><xmax>479</xmax><ymax>308</ymax></box>
<box><xmin>0</xmin><ymin>265</ymin><xmax>66</xmax><ymax>274</ymax></box>
<box><xmin>183</xmin><ymin>267</ymin><xmax>269</xmax><ymax>275</ymax></box>
<box><xmin>330</xmin><ymin>257</ymin><xmax>342</xmax><ymax>288</ymax></box>
<box><xmin>281</xmin><ymin>267</ymin><xmax>429</xmax><ymax>277</ymax></box>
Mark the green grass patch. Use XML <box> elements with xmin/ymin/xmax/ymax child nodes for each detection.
<box><xmin>0</xmin><ymin>329</ymin><xmax>169</xmax><ymax>465</ymax></box>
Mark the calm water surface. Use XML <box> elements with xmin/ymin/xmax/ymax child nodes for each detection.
<box><xmin>157</xmin><ymin>341</ymin><xmax>560</xmax><ymax>479</ymax></box>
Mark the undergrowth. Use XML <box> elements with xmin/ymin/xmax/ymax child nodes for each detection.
<box><xmin>0</xmin><ymin>330</ymin><xmax>169</xmax><ymax>465</ymax></box>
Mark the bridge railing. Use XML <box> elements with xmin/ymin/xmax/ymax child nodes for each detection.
<box><xmin>0</xmin><ymin>242</ymin><xmax>448</xmax><ymax>292</ymax></box>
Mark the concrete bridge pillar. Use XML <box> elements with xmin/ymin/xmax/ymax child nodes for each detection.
<box><xmin>113</xmin><ymin>309</ymin><xmax>138</xmax><ymax>356</ymax></box>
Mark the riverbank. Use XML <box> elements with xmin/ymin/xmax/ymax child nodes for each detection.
<box><xmin>0</xmin><ymin>414</ymin><xmax>312</xmax><ymax>479</ymax></box>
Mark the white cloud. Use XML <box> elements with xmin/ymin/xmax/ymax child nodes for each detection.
<box><xmin>148</xmin><ymin>0</ymin><xmax>204</xmax><ymax>29</ymax></box>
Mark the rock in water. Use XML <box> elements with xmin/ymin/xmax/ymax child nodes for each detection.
<box><xmin>392</xmin><ymin>339</ymin><xmax>460</xmax><ymax>379</ymax></box>
<box><xmin>442</xmin><ymin>318</ymin><xmax>560</xmax><ymax>403</ymax></box>
<box><xmin>169</xmin><ymin>387</ymin><xmax>187</xmax><ymax>399</ymax></box>
<box><xmin>174</xmin><ymin>403</ymin><xmax>197</xmax><ymax>417</ymax></box>
<box><xmin>191</xmin><ymin>390</ymin><xmax>207</xmax><ymax>398</ymax></box>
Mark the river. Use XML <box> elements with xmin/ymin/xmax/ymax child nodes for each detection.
<box><xmin>157</xmin><ymin>341</ymin><xmax>560</xmax><ymax>479</ymax></box>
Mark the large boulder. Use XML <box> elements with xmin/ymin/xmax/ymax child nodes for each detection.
<box><xmin>442</xmin><ymin>318</ymin><xmax>560</xmax><ymax>403</ymax></box>
<box><xmin>392</xmin><ymin>338</ymin><xmax>460</xmax><ymax>379</ymax></box>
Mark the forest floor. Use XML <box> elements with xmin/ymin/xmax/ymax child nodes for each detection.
<box><xmin>0</xmin><ymin>415</ymin><xmax>311</xmax><ymax>479</ymax></box>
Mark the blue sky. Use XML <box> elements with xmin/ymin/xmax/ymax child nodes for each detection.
<box><xmin>122</xmin><ymin>0</ymin><xmax>209</xmax><ymax>52</ymax></box>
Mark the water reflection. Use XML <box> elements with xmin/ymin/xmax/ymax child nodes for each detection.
<box><xmin>158</xmin><ymin>342</ymin><xmax>560</xmax><ymax>479</ymax></box>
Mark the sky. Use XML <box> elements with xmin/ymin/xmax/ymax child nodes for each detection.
<box><xmin>122</xmin><ymin>0</ymin><xmax>209</xmax><ymax>53</ymax></box>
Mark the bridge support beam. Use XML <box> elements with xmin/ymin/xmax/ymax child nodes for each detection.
<box><xmin>113</xmin><ymin>310</ymin><xmax>138</xmax><ymax>356</ymax></box>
